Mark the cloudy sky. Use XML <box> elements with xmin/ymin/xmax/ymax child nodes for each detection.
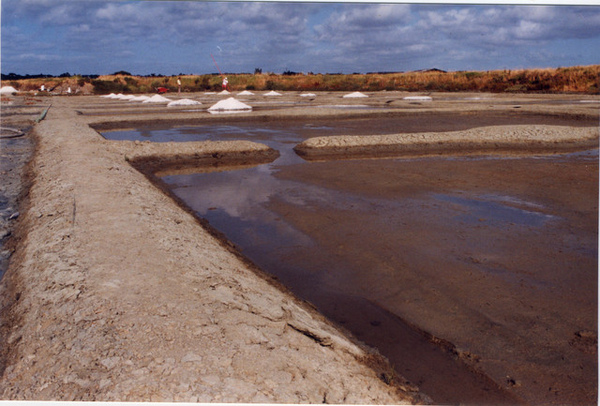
<box><xmin>2</xmin><ymin>0</ymin><xmax>600</xmax><ymax>76</ymax></box>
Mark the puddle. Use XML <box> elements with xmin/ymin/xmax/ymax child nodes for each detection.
<box><xmin>432</xmin><ymin>193</ymin><xmax>556</xmax><ymax>227</ymax></box>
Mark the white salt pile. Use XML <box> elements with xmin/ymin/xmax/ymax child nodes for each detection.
<box><xmin>300</xmin><ymin>93</ymin><xmax>316</xmax><ymax>97</ymax></box>
<box><xmin>167</xmin><ymin>99</ymin><xmax>201</xmax><ymax>107</ymax></box>
<box><xmin>343</xmin><ymin>92</ymin><xmax>368</xmax><ymax>98</ymax></box>
<box><xmin>403</xmin><ymin>96</ymin><xmax>432</xmax><ymax>101</ymax></box>
<box><xmin>143</xmin><ymin>94</ymin><xmax>172</xmax><ymax>103</ymax></box>
<box><xmin>117</xmin><ymin>94</ymin><xmax>136</xmax><ymax>100</ymax></box>
<box><xmin>238</xmin><ymin>90</ymin><xmax>254</xmax><ymax>96</ymax></box>
<box><xmin>101</xmin><ymin>93</ymin><xmax>116</xmax><ymax>98</ymax></box>
<box><xmin>129</xmin><ymin>95</ymin><xmax>151</xmax><ymax>102</ymax></box>
<box><xmin>0</xmin><ymin>86</ymin><xmax>18</xmax><ymax>94</ymax></box>
<box><xmin>208</xmin><ymin>97</ymin><xmax>252</xmax><ymax>112</ymax></box>
<box><xmin>264</xmin><ymin>91</ymin><xmax>282</xmax><ymax>96</ymax></box>
<box><xmin>219</xmin><ymin>90</ymin><xmax>231</xmax><ymax>95</ymax></box>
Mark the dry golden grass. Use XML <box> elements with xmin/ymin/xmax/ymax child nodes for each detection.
<box><xmin>5</xmin><ymin>65</ymin><xmax>599</xmax><ymax>95</ymax></box>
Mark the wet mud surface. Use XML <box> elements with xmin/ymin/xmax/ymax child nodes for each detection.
<box><xmin>0</xmin><ymin>99</ymin><xmax>41</xmax><ymax>278</ymax></box>
<box><xmin>266</xmin><ymin>152</ymin><xmax>598</xmax><ymax>405</ymax></box>
<box><xmin>0</xmin><ymin>136</ymin><xmax>32</xmax><ymax>278</ymax></box>
<box><xmin>111</xmin><ymin>109</ymin><xmax>599</xmax><ymax>405</ymax></box>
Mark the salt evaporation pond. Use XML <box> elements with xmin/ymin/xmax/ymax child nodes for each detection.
<box><xmin>101</xmin><ymin>112</ymin><xmax>598</xmax><ymax>405</ymax></box>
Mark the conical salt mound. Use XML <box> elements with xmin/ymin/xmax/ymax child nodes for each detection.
<box><xmin>167</xmin><ymin>98</ymin><xmax>201</xmax><ymax>107</ymax></box>
<box><xmin>208</xmin><ymin>97</ymin><xmax>252</xmax><ymax>111</ymax></box>
<box><xmin>343</xmin><ymin>92</ymin><xmax>368</xmax><ymax>98</ymax></box>
<box><xmin>0</xmin><ymin>86</ymin><xmax>18</xmax><ymax>94</ymax></box>
<box><xmin>238</xmin><ymin>90</ymin><xmax>254</xmax><ymax>96</ymax></box>
<box><xmin>264</xmin><ymin>91</ymin><xmax>282</xmax><ymax>96</ymax></box>
<box><xmin>129</xmin><ymin>95</ymin><xmax>151</xmax><ymax>102</ymax></box>
<box><xmin>142</xmin><ymin>94</ymin><xmax>172</xmax><ymax>103</ymax></box>
<box><xmin>219</xmin><ymin>90</ymin><xmax>231</xmax><ymax>95</ymax></box>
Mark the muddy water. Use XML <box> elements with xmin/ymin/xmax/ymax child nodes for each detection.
<box><xmin>1</xmin><ymin>101</ymin><xmax>39</xmax><ymax>279</ymax></box>
<box><xmin>0</xmin><ymin>135</ymin><xmax>32</xmax><ymax>279</ymax></box>
<box><xmin>104</xmin><ymin>113</ymin><xmax>598</xmax><ymax>405</ymax></box>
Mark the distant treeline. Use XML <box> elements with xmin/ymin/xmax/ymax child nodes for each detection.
<box><xmin>0</xmin><ymin>71</ymin><xmax>218</xmax><ymax>81</ymax></box>
<box><xmin>3</xmin><ymin>65</ymin><xmax>599</xmax><ymax>94</ymax></box>
<box><xmin>0</xmin><ymin>68</ymin><xmax>446</xmax><ymax>81</ymax></box>
<box><xmin>1</xmin><ymin>72</ymin><xmax>100</xmax><ymax>80</ymax></box>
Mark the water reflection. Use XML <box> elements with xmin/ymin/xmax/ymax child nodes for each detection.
<box><xmin>433</xmin><ymin>193</ymin><xmax>556</xmax><ymax>227</ymax></box>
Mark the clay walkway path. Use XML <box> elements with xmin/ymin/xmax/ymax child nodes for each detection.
<box><xmin>0</xmin><ymin>97</ymin><xmax>420</xmax><ymax>402</ymax></box>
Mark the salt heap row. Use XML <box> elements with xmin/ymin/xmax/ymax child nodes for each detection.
<box><xmin>101</xmin><ymin>93</ymin><xmax>171</xmax><ymax>103</ymax></box>
<box><xmin>101</xmin><ymin>93</ymin><xmax>136</xmax><ymax>100</ymax></box>
<box><xmin>100</xmin><ymin>93</ymin><xmax>201</xmax><ymax>107</ymax></box>
<box><xmin>211</xmin><ymin>90</ymin><xmax>315</xmax><ymax>97</ymax></box>
<box><xmin>99</xmin><ymin>93</ymin><xmax>252</xmax><ymax>112</ymax></box>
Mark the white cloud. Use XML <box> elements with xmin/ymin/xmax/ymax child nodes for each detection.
<box><xmin>14</xmin><ymin>52</ymin><xmax>61</xmax><ymax>61</ymax></box>
<box><xmin>419</xmin><ymin>5</ymin><xmax>600</xmax><ymax>46</ymax></box>
<box><xmin>2</xmin><ymin>1</ymin><xmax>599</xmax><ymax>75</ymax></box>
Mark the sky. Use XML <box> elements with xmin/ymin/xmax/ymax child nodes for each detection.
<box><xmin>1</xmin><ymin>0</ymin><xmax>600</xmax><ymax>76</ymax></box>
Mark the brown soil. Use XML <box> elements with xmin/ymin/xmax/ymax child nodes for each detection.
<box><xmin>269</xmin><ymin>152</ymin><xmax>597</xmax><ymax>405</ymax></box>
<box><xmin>0</xmin><ymin>91</ymin><xmax>597</xmax><ymax>403</ymax></box>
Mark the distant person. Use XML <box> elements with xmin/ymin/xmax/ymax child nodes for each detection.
<box><xmin>177</xmin><ymin>77</ymin><xmax>182</xmax><ymax>94</ymax></box>
<box><xmin>40</xmin><ymin>84</ymin><xmax>45</xmax><ymax>92</ymax></box>
<box><xmin>222</xmin><ymin>76</ymin><xmax>228</xmax><ymax>91</ymax></box>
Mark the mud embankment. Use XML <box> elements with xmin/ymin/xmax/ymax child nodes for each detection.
<box><xmin>0</xmin><ymin>97</ymin><xmax>421</xmax><ymax>403</ymax></box>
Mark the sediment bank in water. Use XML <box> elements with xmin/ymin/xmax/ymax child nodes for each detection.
<box><xmin>294</xmin><ymin>125</ymin><xmax>599</xmax><ymax>161</ymax></box>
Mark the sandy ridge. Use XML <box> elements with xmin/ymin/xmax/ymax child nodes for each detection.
<box><xmin>0</xmin><ymin>98</ymin><xmax>418</xmax><ymax>402</ymax></box>
<box><xmin>294</xmin><ymin>125</ymin><xmax>599</xmax><ymax>160</ymax></box>
<box><xmin>113</xmin><ymin>139</ymin><xmax>280</xmax><ymax>176</ymax></box>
